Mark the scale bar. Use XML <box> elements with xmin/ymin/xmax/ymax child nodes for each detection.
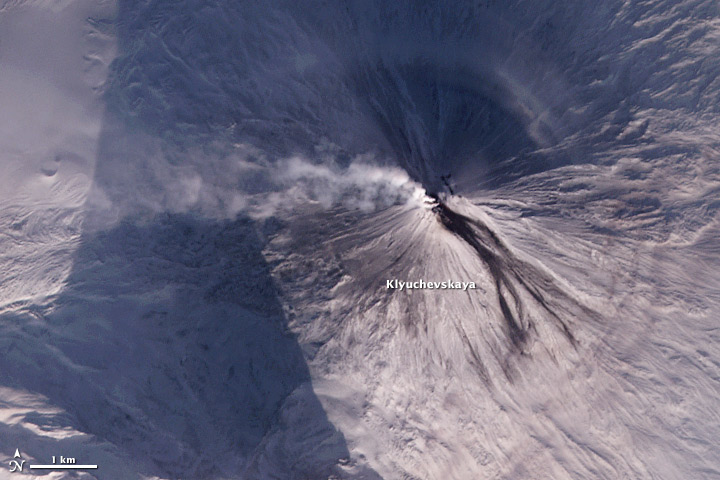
<box><xmin>30</xmin><ymin>465</ymin><xmax>98</xmax><ymax>469</ymax></box>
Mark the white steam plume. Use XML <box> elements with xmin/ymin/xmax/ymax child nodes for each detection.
<box><xmin>85</xmin><ymin>138</ymin><xmax>429</xmax><ymax>226</ymax></box>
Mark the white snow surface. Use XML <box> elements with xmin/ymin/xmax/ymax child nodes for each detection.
<box><xmin>0</xmin><ymin>0</ymin><xmax>719</xmax><ymax>479</ymax></box>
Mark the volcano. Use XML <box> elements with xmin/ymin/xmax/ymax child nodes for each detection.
<box><xmin>0</xmin><ymin>1</ymin><xmax>719</xmax><ymax>479</ymax></box>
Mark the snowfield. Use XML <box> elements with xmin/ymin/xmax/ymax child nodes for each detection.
<box><xmin>0</xmin><ymin>0</ymin><xmax>719</xmax><ymax>479</ymax></box>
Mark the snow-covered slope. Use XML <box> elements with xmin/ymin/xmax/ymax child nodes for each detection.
<box><xmin>1</xmin><ymin>0</ymin><xmax>719</xmax><ymax>479</ymax></box>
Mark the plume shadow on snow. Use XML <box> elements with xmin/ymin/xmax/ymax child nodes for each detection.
<box><xmin>27</xmin><ymin>2</ymin><xmax>384</xmax><ymax>475</ymax></box>
<box><xmin>0</xmin><ymin>214</ymin><xmax>377</xmax><ymax>479</ymax></box>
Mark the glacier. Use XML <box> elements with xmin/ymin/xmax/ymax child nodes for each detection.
<box><xmin>0</xmin><ymin>0</ymin><xmax>719</xmax><ymax>479</ymax></box>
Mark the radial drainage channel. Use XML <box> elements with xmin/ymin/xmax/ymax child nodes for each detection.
<box><xmin>429</xmin><ymin>198</ymin><xmax>580</xmax><ymax>354</ymax></box>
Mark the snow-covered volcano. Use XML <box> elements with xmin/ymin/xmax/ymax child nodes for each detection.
<box><xmin>1</xmin><ymin>0</ymin><xmax>719</xmax><ymax>479</ymax></box>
